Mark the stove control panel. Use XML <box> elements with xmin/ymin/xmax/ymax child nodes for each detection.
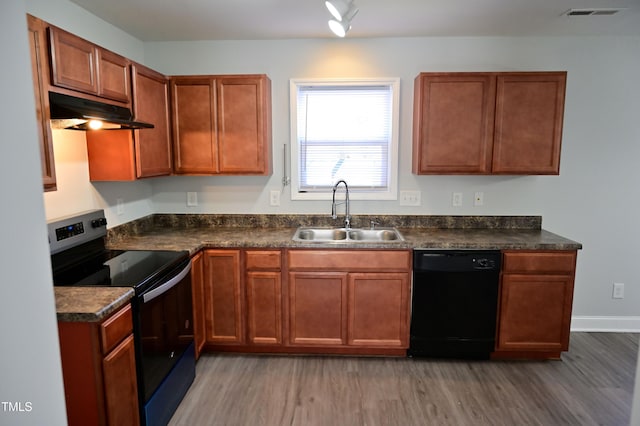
<box><xmin>55</xmin><ymin>221</ymin><xmax>84</xmax><ymax>241</ymax></box>
<box><xmin>47</xmin><ymin>210</ymin><xmax>108</xmax><ymax>255</ymax></box>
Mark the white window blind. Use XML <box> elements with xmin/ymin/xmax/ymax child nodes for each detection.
<box><xmin>295</xmin><ymin>83</ymin><xmax>395</xmax><ymax>193</ymax></box>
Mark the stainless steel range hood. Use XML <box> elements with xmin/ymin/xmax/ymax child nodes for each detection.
<box><xmin>49</xmin><ymin>92</ymin><xmax>154</xmax><ymax>130</ymax></box>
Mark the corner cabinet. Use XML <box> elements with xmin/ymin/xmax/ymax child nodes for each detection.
<box><xmin>201</xmin><ymin>249</ymin><xmax>283</xmax><ymax>349</ymax></box>
<box><xmin>494</xmin><ymin>250</ymin><xmax>577</xmax><ymax>359</ymax></box>
<box><xmin>170</xmin><ymin>75</ymin><xmax>272</xmax><ymax>175</ymax></box>
<box><xmin>26</xmin><ymin>15</ymin><xmax>56</xmax><ymax>191</ymax></box>
<box><xmin>86</xmin><ymin>63</ymin><xmax>173</xmax><ymax>181</ymax></box>
<box><xmin>412</xmin><ymin>72</ymin><xmax>566</xmax><ymax>175</ymax></box>
<box><xmin>57</xmin><ymin>304</ymin><xmax>140</xmax><ymax>426</ymax></box>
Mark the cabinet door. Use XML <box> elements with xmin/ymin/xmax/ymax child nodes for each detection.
<box><xmin>496</xmin><ymin>273</ymin><xmax>574</xmax><ymax>352</ymax></box>
<box><xmin>171</xmin><ymin>78</ymin><xmax>218</xmax><ymax>174</ymax></box>
<box><xmin>217</xmin><ymin>76</ymin><xmax>271</xmax><ymax>175</ymax></box>
<box><xmin>102</xmin><ymin>334</ymin><xmax>140</xmax><ymax>426</ymax></box>
<box><xmin>348</xmin><ymin>273</ymin><xmax>410</xmax><ymax>347</ymax></box>
<box><xmin>190</xmin><ymin>252</ymin><xmax>206</xmax><ymax>358</ymax></box>
<box><xmin>49</xmin><ymin>26</ymin><xmax>99</xmax><ymax>95</ymax></box>
<box><xmin>132</xmin><ymin>64</ymin><xmax>172</xmax><ymax>177</ymax></box>
<box><xmin>288</xmin><ymin>272</ymin><xmax>348</xmax><ymax>346</ymax></box>
<box><xmin>247</xmin><ymin>271</ymin><xmax>282</xmax><ymax>345</ymax></box>
<box><xmin>412</xmin><ymin>73</ymin><xmax>495</xmax><ymax>174</ymax></box>
<box><xmin>97</xmin><ymin>48</ymin><xmax>130</xmax><ymax>103</ymax></box>
<box><xmin>492</xmin><ymin>72</ymin><xmax>566</xmax><ymax>174</ymax></box>
<box><xmin>203</xmin><ymin>250</ymin><xmax>243</xmax><ymax>344</ymax></box>
<box><xmin>27</xmin><ymin>15</ymin><xmax>56</xmax><ymax>191</ymax></box>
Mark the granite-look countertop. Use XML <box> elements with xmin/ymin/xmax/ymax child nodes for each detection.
<box><xmin>59</xmin><ymin>214</ymin><xmax>580</xmax><ymax>321</ymax></box>
<box><xmin>55</xmin><ymin>287</ymin><xmax>134</xmax><ymax>322</ymax></box>
<box><xmin>106</xmin><ymin>225</ymin><xmax>582</xmax><ymax>253</ymax></box>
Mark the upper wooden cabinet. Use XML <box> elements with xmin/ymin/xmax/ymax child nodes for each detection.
<box><xmin>412</xmin><ymin>72</ymin><xmax>566</xmax><ymax>175</ymax></box>
<box><xmin>170</xmin><ymin>75</ymin><xmax>272</xmax><ymax>175</ymax></box>
<box><xmin>85</xmin><ymin>63</ymin><xmax>172</xmax><ymax>181</ymax></box>
<box><xmin>26</xmin><ymin>15</ymin><xmax>56</xmax><ymax>191</ymax></box>
<box><xmin>131</xmin><ymin>63</ymin><xmax>172</xmax><ymax>177</ymax></box>
<box><xmin>48</xmin><ymin>25</ymin><xmax>131</xmax><ymax>104</ymax></box>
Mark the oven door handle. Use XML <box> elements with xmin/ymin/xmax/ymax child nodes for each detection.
<box><xmin>142</xmin><ymin>262</ymin><xmax>191</xmax><ymax>303</ymax></box>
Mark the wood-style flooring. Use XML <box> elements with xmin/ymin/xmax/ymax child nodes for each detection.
<box><xmin>169</xmin><ymin>333</ymin><xmax>638</xmax><ymax>426</ymax></box>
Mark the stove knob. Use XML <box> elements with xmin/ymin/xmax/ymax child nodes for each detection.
<box><xmin>91</xmin><ymin>218</ymin><xmax>107</xmax><ymax>228</ymax></box>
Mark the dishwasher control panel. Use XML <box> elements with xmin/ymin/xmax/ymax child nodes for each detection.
<box><xmin>413</xmin><ymin>250</ymin><xmax>501</xmax><ymax>272</ymax></box>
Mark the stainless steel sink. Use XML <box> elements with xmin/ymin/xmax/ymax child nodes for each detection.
<box><xmin>292</xmin><ymin>227</ymin><xmax>404</xmax><ymax>243</ymax></box>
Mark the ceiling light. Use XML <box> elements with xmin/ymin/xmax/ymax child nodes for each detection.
<box><xmin>325</xmin><ymin>0</ymin><xmax>357</xmax><ymax>22</ymax></box>
<box><xmin>325</xmin><ymin>0</ymin><xmax>358</xmax><ymax>37</ymax></box>
<box><xmin>328</xmin><ymin>18</ymin><xmax>351</xmax><ymax>37</ymax></box>
<box><xmin>88</xmin><ymin>119</ymin><xmax>103</xmax><ymax>130</ymax></box>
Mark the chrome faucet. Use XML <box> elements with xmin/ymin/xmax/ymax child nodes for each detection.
<box><xmin>331</xmin><ymin>180</ymin><xmax>350</xmax><ymax>229</ymax></box>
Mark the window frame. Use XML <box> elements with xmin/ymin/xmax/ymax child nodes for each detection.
<box><xmin>289</xmin><ymin>78</ymin><xmax>400</xmax><ymax>201</ymax></box>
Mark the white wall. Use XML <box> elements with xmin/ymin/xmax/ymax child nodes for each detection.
<box><xmin>0</xmin><ymin>1</ymin><xmax>67</xmax><ymax>424</ymax></box>
<box><xmin>144</xmin><ymin>36</ymin><xmax>640</xmax><ymax>323</ymax></box>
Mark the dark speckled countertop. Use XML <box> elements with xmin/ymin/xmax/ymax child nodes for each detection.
<box><xmin>105</xmin><ymin>226</ymin><xmax>581</xmax><ymax>253</ymax></box>
<box><xmin>55</xmin><ymin>287</ymin><xmax>134</xmax><ymax>322</ymax></box>
<box><xmin>105</xmin><ymin>214</ymin><xmax>582</xmax><ymax>253</ymax></box>
<box><xmin>58</xmin><ymin>214</ymin><xmax>581</xmax><ymax>322</ymax></box>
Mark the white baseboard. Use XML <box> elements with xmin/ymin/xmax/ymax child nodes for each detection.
<box><xmin>571</xmin><ymin>316</ymin><xmax>640</xmax><ymax>333</ymax></box>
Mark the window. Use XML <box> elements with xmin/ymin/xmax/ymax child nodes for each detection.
<box><xmin>289</xmin><ymin>78</ymin><xmax>399</xmax><ymax>200</ymax></box>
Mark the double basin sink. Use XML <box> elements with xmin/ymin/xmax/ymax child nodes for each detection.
<box><xmin>292</xmin><ymin>227</ymin><xmax>404</xmax><ymax>243</ymax></box>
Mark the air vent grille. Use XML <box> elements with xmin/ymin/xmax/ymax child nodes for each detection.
<box><xmin>563</xmin><ymin>8</ymin><xmax>625</xmax><ymax>16</ymax></box>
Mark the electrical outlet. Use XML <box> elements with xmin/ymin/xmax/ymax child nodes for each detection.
<box><xmin>270</xmin><ymin>190</ymin><xmax>281</xmax><ymax>206</ymax></box>
<box><xmin>474</xmin><ymin>192</ymin><xmax>484</xmax><ymax>206</ymax></box>
<box><xmin>612</xmin><ymin>282</ymin><xmax>625</xmax><ymax>299</ymax></box>
<box><xmin>400</xmin><ymin>190</ymin><xmax>421</xmax><ymax>206</ymax></box>
<box><xmin>187</xmin><ymin>192</ymin><xmax>198</xmax><ymax>207</ymax></box>
<box><xmin>452</xmin><ymin>192</ymin><xmax>463</xmax><ymax>207</ymax></box>
<box><xmin>116</xmin><ymin>198</ymin><xmax>124</xmax><ymax>215</ymax></box>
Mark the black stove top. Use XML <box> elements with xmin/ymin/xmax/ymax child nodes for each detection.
<box><xmin>48</xmin><ymin>210</ymin><xmax>188</xmax><ymax>292</ymax></box>
<box><xmin>52</xmin><ymin>247</ymin><xmax>188</xmax><ymax>290</ymax></box>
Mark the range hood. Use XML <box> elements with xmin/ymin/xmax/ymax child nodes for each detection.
<box><xmin>49</xmin><ymin>92</ymin><xmax>154</xmax><ymax>130</ymax></box>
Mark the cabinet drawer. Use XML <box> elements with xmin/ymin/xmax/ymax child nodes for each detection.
<box><xmin>100</xmin><ymin>304</ymin><xmax>133</xmax><ymax>354</ymax></box>
<box><xmin>246</xmin><ymin>250</ymin><xmax>281</xmax><ymax>270</ymax></box>
<box><xmin>288</xmin><ymin>250</ymin><xmax>411</xmax><ymax>271</ymax></box>
<box><xmin>502</xmin><ymin>251</ymin><xmax>576</xmax><ymax>274</ymax></box>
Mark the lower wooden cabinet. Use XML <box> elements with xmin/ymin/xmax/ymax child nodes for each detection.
<box><xmin>287</xmin><ymin>250</ymin><xmax>411</xmax><ymax>352</ymax></box>
<box><xmin>494</xmin><ymin>250</ymin><xmax>577</xmax><ymax>359</ymax></box>
<box><xmin>348</xmin><ymin>273</ymin><xmax>409</xmax><ymax>347</ymax></box>
<box><xmin>246</xmin><ymin>250</ymin><xmax>282</xmax><ymax>345</ymax></box>
<box><xmin>289</xmin><ymin>272</ymin><xmax>348</xmax><ymax>346</ymax></box>
<box><xmin>203</xmin><ymin>250</ymin><xmax>244</xmax><ymax>344</ymax></box>
<box><xmin>57</xmin><ymin>304</ymin><xmax>140</xmax><ymax>426</ymax></box>
<box><xmin>198</xmin><ymin>248</ymin><xmax>410</xmax><ymax>355</ymax></box>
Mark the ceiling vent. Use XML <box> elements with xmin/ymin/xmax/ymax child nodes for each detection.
<box><xmin>563</xmin><ymin>8</ymin><xmax>625</xmax><ymax>16</ymax></box>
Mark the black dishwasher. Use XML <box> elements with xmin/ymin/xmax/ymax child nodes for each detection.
<box><xmin>408</xmin><ymin>250</ymin><xmax>501</xmax><ymax>359</ymax></box>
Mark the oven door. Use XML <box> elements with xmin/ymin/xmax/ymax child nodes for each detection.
<box><xmin>134</xmin><ymin>259</ymin><xmax>194</xmax><ymax>418</ymax></box>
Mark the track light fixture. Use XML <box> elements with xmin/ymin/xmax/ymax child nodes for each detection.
<box><xmin>325</xmin><ymin>0</ymin><xmax>359</xmax><ymax>37</ymax></box>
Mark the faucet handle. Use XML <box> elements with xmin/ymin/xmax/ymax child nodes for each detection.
<box><xmin>370</xmin><ymin>220</ymin><xmax>380</xmax><ymax>229</ymax></box>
